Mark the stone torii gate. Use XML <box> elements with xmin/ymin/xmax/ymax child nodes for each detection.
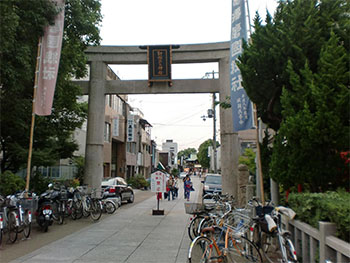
<box><xmin>75</xmin><ymin>41</ymin><xmax>240</xmax><ymax>198</ymax></box>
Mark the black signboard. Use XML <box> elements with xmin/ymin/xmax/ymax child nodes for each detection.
<box><xmin>147</xmin><ymin>45</ymin><xmax>172</xmax><ymax>87</ymax></box>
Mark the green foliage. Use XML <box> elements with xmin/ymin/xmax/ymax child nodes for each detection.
<box><xmin>178</xmin><ymin>148</ymin><xmax>197</xmax><ymax>160</ymax></box>
<box><xmin>0</xmin><ymin>171</ymin><xmax>26</xmax><ymax>196</ymax></box>
<box><xmin>238</xmin><ymin>0</ymin><xmax>349</xmax><ymax>191</ymax></box>
<box><xmin>238</xmin><ymin>0</ymin><xmax>349</xmax><ymax>131</ymax></box>
<box><xmin>239</xmin><ymin>148</ymin><xmax>256</xmax><ymax>175</ymax></box>
<box><xmin>72</xmin><ymin>156</ymin><xmax>85</xmax><ymax>185</ymax></box>
<box><xmin>171</xmin><ymin>168</ymin><xmax>179</xmax><ymax>177</ymax></box>
<box><xmin>0</xmin><ymin>0</ymin><xmax>102</xmax><ymax>173</ymax></box>
<box><xmin>197</xmin><ymin>139</ymin><xmax>212</xmax><ymax>169</ymax></box>
<box><xmin>127</xmin><ymin>174</ymin><xmax>149</xmax><ymax>189</ymax></box>
<box><xmin>30</xmin><ymin>171</ymin><xmax>51</xmax><ymax>195</ymax></box>
<box><xmin>288</xmin><ymin>190</ymin><xmax>350</xmax><ymax>242</ymax></box>
<box><xmin>270</xmin><ymin>32</ymin><xmax>349</xmax><ymax>191</ymax></box>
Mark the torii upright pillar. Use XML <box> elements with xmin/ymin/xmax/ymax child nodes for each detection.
<box><xmin>84</xmin><ymin>61</ymin><xmax>107</xmax><ymax>195</ymax></box>
<box><xmin>219</xmin><ymin>57</ymin><xmax>240</xmax><ymax>198</ymax></box>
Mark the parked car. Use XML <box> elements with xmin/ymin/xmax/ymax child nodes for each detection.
<box><xmin>101</xmin><ymin>177</ymin><xmax>134</xmax><ymax>205</ymax></box>
<box><xmin>201</xmin><ymin>173</ymin><xmax>222</xmax><ymax>197</ymax></box>
<box><xmin>179</xmin><ymin>172</ymin><xmax>188</xmax><ymax>179</ymax></box>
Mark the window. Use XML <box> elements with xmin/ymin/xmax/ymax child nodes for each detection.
<box><xmin>127</xmin><ymin>142</ymin><xmax>136</xmax><ymax>153</ymax></box>
<box><xmin>104</xmin><ymin>122</ymin><xmax>111</xmax><ymax>142</ymax></box>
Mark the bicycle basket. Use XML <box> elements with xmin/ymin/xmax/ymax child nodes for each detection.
<box><xmin>184</xmin><ymin>203</ymin><xmax>205</xmax><ymax>214</ymax></box>
<box><xmin>18</xmin><ymin>197</ymin><xmax>39</xmax><ymax>211</ymax></box>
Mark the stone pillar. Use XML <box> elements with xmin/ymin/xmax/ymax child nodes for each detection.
<box><xmin>238</xmin><ymin>164</ymin><xmax>249</xmax><ymax>207</ymax></box>
<box><xmin>319</xmin><ymin>221</ymin><xmax>336</xmax><ymax>263</ymax></box>
<box><xmin>84</xmin><ymin>61</ymin><xmax>106</xmax><ymax>195</ymax></box>
<box><xmin>219</xmin><ymin>57</ymin><xmax>240</xmax><ymax>198</ymax></box>
<box><xmin>270</xmin><ymin>178</ymin><xmax>279</xmax><ymax>205</ymax></box>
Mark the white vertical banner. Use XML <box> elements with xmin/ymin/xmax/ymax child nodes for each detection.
<box><xmin>112</xmin><ymin>116</ymin><xmax>119</xmax><ymax>137</ymax></box>
<box><xmin>127</xmin><ymin>116</ymin><xmax>134</xmax><ymax>142</ymax></box>
<box><xmin>35</xmin><ymin>0</ymin><xmax>65</xmax><ymax>116</ymax></box>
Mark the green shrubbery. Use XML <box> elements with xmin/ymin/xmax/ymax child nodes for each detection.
<box><xmin>127</xmin><ymin>174</ymin><xmax>149</xmax><ymax>189</ymax></box>
<box><xmin>0</xmin><ymin>171</ymin><xmax>26</xmax><ymax>196</ymax></box>
<box><xmin>288</xmin><ymin>190</ymin><xmax>350</xmax><ymax>242</ymax></box>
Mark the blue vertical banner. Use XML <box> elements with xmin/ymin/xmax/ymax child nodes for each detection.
<box><xmin>229</xmin><ymin>0</ymin><xmax>254</xmax><ymax>131</ymax></box>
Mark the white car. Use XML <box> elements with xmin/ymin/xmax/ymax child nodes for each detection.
<box><xmin>179</xmin><ymin>172</ymin><xmax>188</xmax><ymax>179</ymax></box>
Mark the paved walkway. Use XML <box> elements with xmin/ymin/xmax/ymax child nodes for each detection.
<box><xmin>11</xmin><ymin>176</ymin><xmax>202</xmax><ymax>263</ymax></box>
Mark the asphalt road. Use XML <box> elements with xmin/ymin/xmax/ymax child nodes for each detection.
<box><xmin>0</xmin><ymin>189</ymin><xmax>155</xmax><ymax>263</ymax></box>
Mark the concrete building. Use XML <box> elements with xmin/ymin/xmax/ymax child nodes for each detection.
<box><xmin>125</xmin><ymin>108</ymin><xmax>152</xmax><ymax>179</ymax></box>
<box><xmin>162</xmin><ymin>139</ymin><xmax>178</xmax><ymax>169</ymax></box>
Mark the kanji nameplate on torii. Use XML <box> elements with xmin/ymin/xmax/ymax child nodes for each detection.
<box><xmin>147</xmin><ymin>45</ymin><xmax>172</xmax><ymax>87</ymax></box>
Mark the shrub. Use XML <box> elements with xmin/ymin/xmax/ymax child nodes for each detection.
<box><xmin>0</xmin><ymin>171</ymin><xmax>26</xmax><ymax>196</ymax></box>
<box><xmin>30</xmin><ymin>171</ymin><xmax>51</xmax><ymax>195</ymax></box>
<box><xmin>127</xmin><ymin>174</ymin><xmax>149</xmax><ymax>189</ymax></box>
<box><xmin>288</xmin><ymin>190</ymin><xmax>350</xmax><ymax>242</ymax></box>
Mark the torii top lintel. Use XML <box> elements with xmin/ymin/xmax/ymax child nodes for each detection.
<box><xmin>85</xmin><ymin>41</ymin><xmax>230</xmax><ymax>64</ymax></box>
<box><xmin>77</xmin><ymin>42</ymin><xmax>230</xmax><ymax>95</ymax></box>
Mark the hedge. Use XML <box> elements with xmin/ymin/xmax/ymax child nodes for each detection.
<box><xmin>288</xmin><ymin>190</ymin><xmax>350</xmax><ymax>242</ymax></box>
<box><xmin>127</xmin><ymin>174</ymin><xmax>149</xmax><ymax>189</ymax></box>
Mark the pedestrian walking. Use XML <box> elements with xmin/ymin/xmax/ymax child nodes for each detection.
<box><xmin>166</xmin><ymin>175</ymin><xmax>174</xmax><ymax>201</ymax></box>
<box><xmin>184</xmin><ymin>176</ymin><xmax>193</xmax><ymax>201</ymax></box>
<box><xmin>183</xmin><ymin>174</ymin><xmax>189</xmax><ymax>198</ymax></box>
<box><xmin>173</xmin><ymin>176</ymin><xmax>179</xmax><ymax>199</ymax></box>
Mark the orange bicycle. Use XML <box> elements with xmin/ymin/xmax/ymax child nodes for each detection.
<box><xmin>188</xmin><ymin>223</ymin><xmax>262</xmax><ymax>263</ymax></box>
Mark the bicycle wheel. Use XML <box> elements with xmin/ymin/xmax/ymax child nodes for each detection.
<box><xmin>283</xmin><ymin>236</ymin><xmax>298</xmax><ymax>262</ymax></box>
<box><xmin>53</xmin><ymin>202</ymin><xmax>64</xmax><ymax>225</ymax></box>
<box><xmin>72</xmin><ymin>200</ymin><xmax>83</xmax><ymax>220</ymax></box>
<box><xmin>188</xmin><ymin>215</ymin><xmax>204</xmax><ymax>240</ymax></box>
<box><xmin>188</xmin><ymin>236</ymin><xmax>220</xmax><ymax>263</ymax></box>
<box><xmin>0</xmin><ymin>229</ymin><xmax>3</xmax><ymax>246</ymax></box>
<box><xmin>104</xmin><ymin>200</ymin><xmax>116</xmax><ymax>214</ymax></box>
<box><xmin>23</xmin><ymin>210</ymin><xmax>31</xmax><ymax>238</ymax></box>
<box><xmin>8</xmin><ymin>211</ymin><xmax>18</xmax><ymax>243</ymax></box>
<box><xmin>227</xmin><ymin>235</ymin><xmax>262</xmax><ymax>263</ymax></box>
<box><xmin>260</xmin><ymin>234</ymin><xmax>281</xmax><ymax>263</ymax></box>
<box><xmin>90</xmin><ymin>200</ymin><xmax>102</xmax><ymax>221</ymax></box>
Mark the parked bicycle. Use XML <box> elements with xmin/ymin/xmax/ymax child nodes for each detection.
<box><xmin>0</xmin><ymin>195</ymin><xmax>18</xmax><ymax>244</ymax></box>
<box><xmin>80</xmin><ymin>188</ymin><xmax>103</xmax><ymax>221</ymax></box>
<box><xmin>0</xmin><ymin>192</ymin><xmax>35</xmax><ymax>244</ymax></box>
<box><xmin>250</xmin><ymin>198</ymin><xmax>298</xmax><ymax>263</ymax></box>
<box><xmin>15</xmin><ymin>191</ymin><xmax>35</xmax><ymax>240</ymax></box>
<box><xmin>188</xmin><ymin>219</ymin><xmax>262</xmax><ymax>262</ymax></box>
<box><xmin>101</xmin><ymin>198</ymin><xmax>117</xmax><ymax>214</ymax></box>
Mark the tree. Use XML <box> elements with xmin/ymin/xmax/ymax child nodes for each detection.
<box><xmin>0</xmin><ymin>0</ymin><xmax>102</xmax><ymax>173</ymax></box>
<box><xmin>237</xmin><ymin>0</ymin><xmax>349</xmax><ymax>131</ymax></box>
<box><xmin>238</xmin><ymin>148</ymin><xmax>256</xmax><ymax>175</ymax></box>
<box><xmin>178</xmin><ymin>148</ymin><xmax>197</xmax><ymax>160</ymax></box>
<box><xmin>237</xmin><ymin>0</ymin><xmax>349</xmax><ymax>191</ymax></box>
<box><xmin>197</xmin><ymin>140</ymin><xmax>211</xmax><ymax>169</ymax></box>
<box><xmin>270</xmin><ymin>32</ymin><xmax>349</xmax><ymax>192</ymax></box>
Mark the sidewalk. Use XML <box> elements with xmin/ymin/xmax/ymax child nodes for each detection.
<box><xmin>11</xmin><ymin>176</ymin><xmax>202</xmax><ymax>263</ymax></box>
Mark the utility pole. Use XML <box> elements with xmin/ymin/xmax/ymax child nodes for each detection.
<box><xmin>202</xmin><ymin>71</ymin><xmax>218</xmax><ymax>173</ymax></box>
<box><xmin>212</xmin><ymin>91</ymin><xmax>217</xmax><ymax>173</ymax></box>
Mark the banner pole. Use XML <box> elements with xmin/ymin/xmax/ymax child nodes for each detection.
<box><xmin>253</xmin><ymin>103</ymin><xmax>265</xmax><ymax>204</ymax></box>
<box><xmin>25</xmin><ymin>37</ymin><xmax>42</xmax><ymax>192</ymax></box>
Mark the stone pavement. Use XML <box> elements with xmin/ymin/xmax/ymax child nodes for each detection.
<box><xmin>11</xmin><ymin>176</ymin><xmax>202</xmax><ymax>263</ymax></box>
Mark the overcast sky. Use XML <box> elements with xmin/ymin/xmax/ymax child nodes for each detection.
<box><xmin>99</xmin><ymin>0</ymin><xmax>278</xmax><ymax>151</ymax></box>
